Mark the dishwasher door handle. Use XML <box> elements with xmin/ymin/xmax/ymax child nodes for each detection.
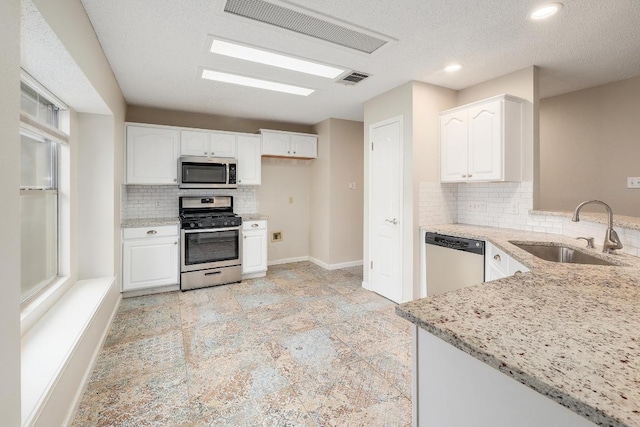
<box><xmin>385</xmin><ymin>218</ymin><xmax>398</xmax><ymax>225</ymax></box>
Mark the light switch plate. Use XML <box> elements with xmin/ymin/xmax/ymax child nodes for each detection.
<box><xmin>627</xmin><ymin>177</ymin><xmax>640</xmax><ymax>189</ymax></box>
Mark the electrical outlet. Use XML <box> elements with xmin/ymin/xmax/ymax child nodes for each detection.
<box><xmin>509</xmin><ymin>202</ymin><xmax>519</xmax><ymax>214</ymax></box>
<box><xmin>271</xmin><ymin>231</ymin><xmax>283</xmax><ymax>242</ymax></box>
<box><xmin>155</xmin><ymin>201</ymin><xmax>161</xmax><ymax>208</ymax></box>
<box><xmin>466</xmin><ymin>201</ymin><xmax>487</xmax><ymax>212</ymax></box>
<box><xmin>627</xmin><ymin>177</ymin><xmax>640</xmax><ymax>189</ymax></box>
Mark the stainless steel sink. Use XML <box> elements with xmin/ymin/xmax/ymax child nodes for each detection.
<box><xmin>510</xmin><ymin>242</ymin><xmax>616</xmax><ymax>266</ymax></box>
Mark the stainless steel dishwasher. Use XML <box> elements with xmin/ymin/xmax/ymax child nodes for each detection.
<box><xmin>425</xmin><ymin>232</ymin><xmax>485</xmax><ymax>297</ymax></box>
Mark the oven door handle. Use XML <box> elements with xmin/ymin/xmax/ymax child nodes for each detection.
<box><xmin>182</xmin><ymin>227</ymin><xmax>240</xmax><ymax>234</ymax></box>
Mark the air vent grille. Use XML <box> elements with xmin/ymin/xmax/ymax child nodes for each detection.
<box><xmin>337</xmin><ymin>71</ymin><xmax>370</xmax><ymax>85</ymax></box>
<box><xmin>224</xmin><ymin>0</ymin><xmax>387</xmax><ymax>54</ymax></box>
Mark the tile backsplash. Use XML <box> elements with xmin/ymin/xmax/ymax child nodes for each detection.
<box><xmin>419</xmin><ymin>180</ymin><xmax>640</xmax><ymax>256</ymax></box>
<box><xmin>121</xmin><ymin>185</ymin><xmax>257</xmax><ymax>220</ymax></box>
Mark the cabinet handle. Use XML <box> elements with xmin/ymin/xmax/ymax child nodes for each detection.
<box><xmin>238</xmin><ymin>180</ymin><xmax>242</xmax><ymax>183</ymax></box>
<box><xmin>462</xmin><ymin>174</ymin><xmax>467</xmax><ymax>178</ymax></box>
<box><xmin>147</xmin><ymin>230</ymin><xmax>158</xmax><ymax>235</ymax></box>
<box><xmin>493</xmin><ymin>254</ymin><xmax>501</xmax><ymax>261</ymax></box>
<box><xmin>287</xmin><ymin>151</ymin><xmax>291</xmax><ymax>154</ymax></box>
<box><xmin>514</xmin><ymin>270</ymin><xmax>522</xmax><ymax>275</ymax></box>
<box><xmin>174</xmin><ymin>241</ymin><xmax>178</xmax><ymax>245</ymax></box>
<box><xmin>244</xmin><ymin>236</ymin><xmax>247</xmax><ymax>239</ymax></box>
<box><xmin>212</xmin><ymin>152</ymin><xmax>215</xmax><ymax>155</ymax></box>
<box><xmin>468</xmin><ymin>174</ymin><xmax>473</xmax><ymax>178</ymax></box>
<box><xmin>252</xmin><ymin>223</ymin><xmax>259</xmax><ymax>227</ymax></box>
<box><xmin>173</xmin><ymin>178</ymin><xmax>177</xmax><ymax>182</ymax></box>
<box><xmin>204</xmin><ymin>151</ymin><xmax>208</xmax><ymax>155</ymax></box>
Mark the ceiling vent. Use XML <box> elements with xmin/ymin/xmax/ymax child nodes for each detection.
<box><xmin>224</xmin><ymin>0</ymin><xmax>388</xmax><ymax>54</ymax></box>
<box><xmin>336</xmin><ymin>71</ymin><xmax>371</xmax><ymax>85</ymax></box>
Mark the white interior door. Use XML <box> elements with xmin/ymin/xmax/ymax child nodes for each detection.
<box><xmin>369</xmin><ymin>117</ymin><xmax>402</xmax><ymax>303</ymax></box>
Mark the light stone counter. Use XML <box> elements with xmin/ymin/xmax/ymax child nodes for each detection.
<box><xmin>241</xmin><ymin>213</ymin><xmax>269</xmax><ymax>221</ymax></box>
<box><xmin>397</xmin><ymin>224</ymin><xmax>640</xmax><ymax>427</ymax></box>
<box><xmin>121</xmin><ymin>217</ymin><xmax>180</xmax><ymax>228</ymax></box>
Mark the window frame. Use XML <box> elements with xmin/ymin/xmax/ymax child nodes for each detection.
<box><xmin>19</xmin><ymin>72</ymin><xmax>69</xmax><ymax>307</ymax></box>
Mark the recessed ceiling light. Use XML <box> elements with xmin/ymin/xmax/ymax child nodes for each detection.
<box><xmin>210</xmin><ymin>39</ymin><xmax>345</xmax><ymax>79</ymax></box>
<box><xmin>201</xmin><ymin>69</ymin><xmax>314</xmax><ymax>96</ymax></box>
<box><xmin>530</xmin><ymin>3</ymin><xmax>563</xmax><ymax>20</ymax></box>
<box><xmin>444</xmin><ymin>64</ymin><xmax>462</xmax><ymax>73</ymax></box>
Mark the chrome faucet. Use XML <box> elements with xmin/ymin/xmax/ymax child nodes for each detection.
<box><xmin>572</xmin><ymin>200</ymin><xmax>623</xmax><ymax>253</ymax></box>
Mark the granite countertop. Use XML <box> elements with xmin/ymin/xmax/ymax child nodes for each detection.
<box><xmin>121</xmin><ymin>217</ymin><xmax>180</xmax><ymax>228</ymax></box>
<box><xmin>241</xmin><ymin>213</ymin><xmax>269</xmax><ymax>221</ymax></box>
<box><xmin>397</xmin><ymin>224</ymin><xmax>640</xmax><ymax>427</ymax></box>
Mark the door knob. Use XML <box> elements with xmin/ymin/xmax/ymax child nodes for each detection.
<box><xmin>385</xmin><ymin>218</ymin><xmax>398</xmax><ymax>225</ymax></box>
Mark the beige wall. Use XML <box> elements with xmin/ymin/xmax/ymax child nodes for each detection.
<box><xmin>309</xmin><ymin>120</ymin><xmax>331</xmax><ymax>263</ymax></box>
<box><xmin>0</xmin><ymin>0</ymin><xmax>22</xmax><ymax>423</ymax></box>
<box><xmin>257</xmin><ymin>158</ymin><xmax>312</xmax><ymax>263</ymax></box>
<box><xmin>309</xmin><ymin>118</ymin><xmax>364</xmax><ymax>267</ymax></box>
<box><xmin>539</xmin><ymin>75</ymin><xmax>640</xmax><ymax>216</ymax></box>
<box><xmin>126</xmin><ymin>105</ymin><xmax>314</xmax><ymax>134</ymax></box>
<box><xmin>328</xmin><ymin>119</ymin><xmax>364</xmax><ymax>265</ymax></box>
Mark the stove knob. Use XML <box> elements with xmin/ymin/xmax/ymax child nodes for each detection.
<box><xmin>197</xmin><ymin>223</ymin><xmax>203</xmax><ymax>228</ymax></box>
<box><xmin>189</xmin><ymin>222</ymin><xmax>196</xmax><ymax>228</ymax></box>
<box><xmin>224</xmin><ymin>221</ymin><xmax>229</xmax><ymax>226</ymax></box>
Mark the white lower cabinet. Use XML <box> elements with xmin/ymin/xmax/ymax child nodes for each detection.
<box><xmin>242</xmin><ymin>220</ymin><xmax>267</xmax><ymax>278</ymax></box>
<box><xmin>415</xmin><ymin>327</ymin><xmax>596</xmax><ymax>426</ymax></box>
<box><xmin>122</xmin><ymin>225</ymin><xmax>179</xmax><ymax>291</ymax></box>
<box><xmin>485</xmin><ymin>241</ymin><xmax>530</xmax><ymax>281</ymax></box>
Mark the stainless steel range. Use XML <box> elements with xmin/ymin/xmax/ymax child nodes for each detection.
<box><xmin>179</xmin><ymin>196</ymin><xmax>242</xmax><ymax>291</ymax></box>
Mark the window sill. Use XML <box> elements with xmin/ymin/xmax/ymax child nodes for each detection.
<box><xmin>21</xmin><ymin>277</ymin><xmax>119</xmax><ymax>426</ymax></box>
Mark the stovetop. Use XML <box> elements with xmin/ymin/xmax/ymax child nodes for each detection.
<box><xmin>179</xmin><ymin>212</ymin><xmax>241</xmax><ymax>229</ymax></box>
<box><xmin>179</xmin><ymin>195</ymin><xmax>241</xmax><ymax>229</ymax></box>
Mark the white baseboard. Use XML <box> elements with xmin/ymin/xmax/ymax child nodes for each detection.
<box><xmin>267</xmin><ymin>256</ymin><xmax>309</xmax><ymax>266</ymax></box>
<box><xmin>122</xmin><ymin>284</ymin><xmax>179</xmax><ymax>298</ymax></box>
<box><xmin>308</xmin><ymin>257</ymin><xmax>363</xmax><ymax>271</ymax></box>
<box><xmin>242</xmin><ymin>271</ymin><xmax>267</xmax><ymax>280</ymax></box>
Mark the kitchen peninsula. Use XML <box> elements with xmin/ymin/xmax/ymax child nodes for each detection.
<box><xmin>397</xmin><ymin>224</ymin><xmax>640</xmax><ymax>427</ymax></box>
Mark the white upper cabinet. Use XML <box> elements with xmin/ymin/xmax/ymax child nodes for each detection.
<box><xmin>210</xmin><ymin>132</ymin><xmax>237</xmax><ymax>158</ymax></box>
<box><xmin>261</xmin><ymin>129</ymin><xmax>317</xmax><ymax>159</ymax></box>
<box><xmin>180</xmin><ymin>130</ymin><xmax>237</xmax><ymax>158</ymax></box>
<box><xmin>236</xmin><ymin>135</ymin><xmax>261</xmax><ymax>186</ymax></box>
<box><xmin>126</xmin><ymin>125</ymin><xmax>180</xmax><ymax>184</ymax></box>
<box><xmin>440</xmin><ymin>94</ymin><xmax>523</xmax><ymax>183</ymax></box>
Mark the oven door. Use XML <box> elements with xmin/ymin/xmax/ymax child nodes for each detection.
<box><xmin>181</xmin><ymin>227</ymin><xmax>241</xmax><ymax>272</ymax></box>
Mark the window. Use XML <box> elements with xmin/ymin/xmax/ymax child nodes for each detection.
<box><xmin>20</xmin><ymin>76</ymin><xmax>67</xmax><ymax>303</ymax></box>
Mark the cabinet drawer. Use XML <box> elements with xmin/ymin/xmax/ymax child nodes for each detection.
<box><xmin>487</xmin><ymin>244</ymin><xmax>509</xmax><ymax>275</ymax></box>
<box><xmin>243</xmin><ymin>220</ymin><xmax>266</xmax><ymax>231</ymax></box>
<box><xmin>123</xmin><ymin>225</ymin><xmax>178</xmax><ymax>240</ymax></box>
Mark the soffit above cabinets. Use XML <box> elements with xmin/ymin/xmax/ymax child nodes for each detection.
<box><xmin>79</xmin><ymin>0</ymin><xmax>640</xmax><ymax>124</ymax></box>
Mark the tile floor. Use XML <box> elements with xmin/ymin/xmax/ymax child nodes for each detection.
<box><xmin>72</xmin><ymin>262</ymin><xmax>412</xmax><ymax>426</ymax></box>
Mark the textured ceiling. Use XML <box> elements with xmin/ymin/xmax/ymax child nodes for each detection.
<box><xmin>21</xmin><ymin>0</ymin><xmax>110</xmax><ymax>115</ymax></box>
<box><xmin>79</xmin><ymin>0</ymin><xmax>640</xmax><ymax>124</ymax></box>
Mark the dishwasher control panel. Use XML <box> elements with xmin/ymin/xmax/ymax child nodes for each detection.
<box><xmin>425</xmin><ymin>232</ymin><xmax>485</xmax><ymax>255</ymax></box>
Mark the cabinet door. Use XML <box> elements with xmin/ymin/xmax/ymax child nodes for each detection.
<box><xmin>210</xmin><ymin>132</ymin><xmax>237</xmax><ymax>158</ymax></box>
<box><xmin>262</xmin><ymin>131</ymin><xmax>290</xmax><ymax>156</ymax></box>
<box><xmin>242</xmin><ymin>229</ymin><xmax>267</xmax><ymax>274</ymax></box>
<box><xmin>290</xmin><ymin>134</ymin><xmax>317</xmax><ymax>158</ymax></box>
<box><xmin>122</xmin><ymin>236</ymin><xmax>179</xmax><ymax>291</ymax></box>
<box><xmin>126</xmin><ymin>126</ymin><xmax>180</xmax><ymax>184</ymax></box>
<box><xmin>237</xmin><ymin>135</ymin><xmax>261</xmax><ymax>185</ymax></box>
<box><xmin>467</xmin><ymin>99</ymin><xmax>503</xmax><ymax>181</ymax></box>
<box><xmin>440</xmin><ymin>111</ymin><xmax>468</xmax><ymax>182</ymax></box>
<box><xmin>180</xmin><ymin>130</ymin><xmax>209</xmax><ymax>156</ymax></box>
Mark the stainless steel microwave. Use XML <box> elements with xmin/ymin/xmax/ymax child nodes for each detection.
<box><xmin>178</xmin><ymin>156</ymin><xmax>237</xmax><ymax>189</ymax></box>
